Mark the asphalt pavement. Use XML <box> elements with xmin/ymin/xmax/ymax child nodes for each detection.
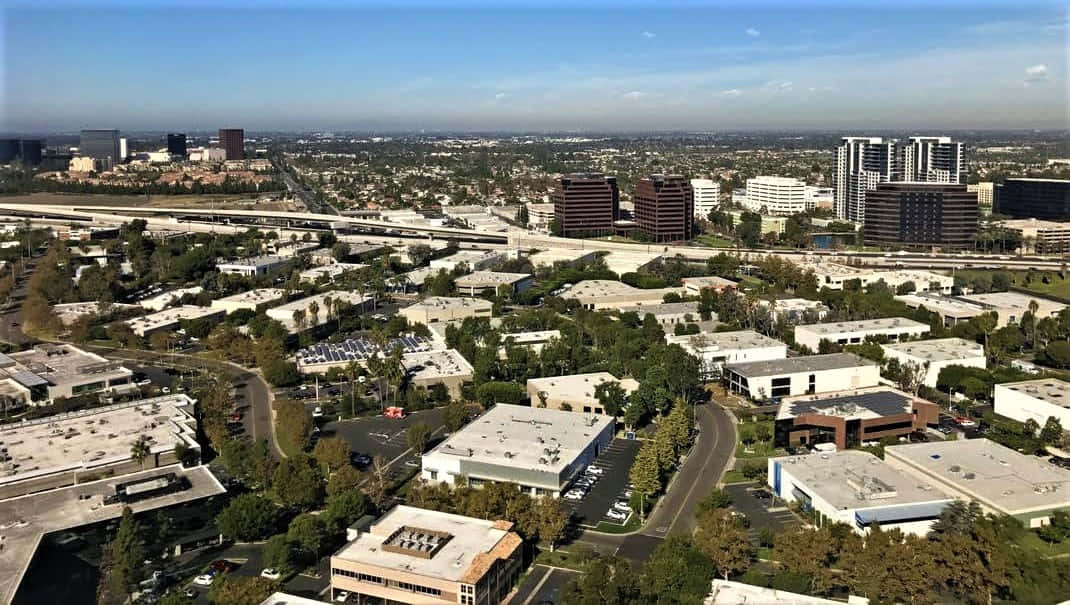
<box><xmin>509</xmin><ymin>565</ymin><xmax>579</xmax><ymax>605</ymax></box>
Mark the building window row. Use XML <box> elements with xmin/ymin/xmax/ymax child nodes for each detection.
<box><xmin>332</xmin><ymin>568</ymin><xmax>384</xmax><ymax>585</ymax></box>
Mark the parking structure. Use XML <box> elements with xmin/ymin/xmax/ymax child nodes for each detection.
<box><xmin>560</xmin><ymin>438</ymin><xmax>641</xmax><ymax>527</ymax></box>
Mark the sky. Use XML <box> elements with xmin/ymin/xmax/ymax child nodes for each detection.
<box><xmin>1</xmin><ymin>0</ymin><xmax>1067</xmax><ymax>133</ymax></box>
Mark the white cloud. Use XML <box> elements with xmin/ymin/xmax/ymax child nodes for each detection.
<box><xmin>494</xmin><ymin>92</ymin><xmax>508</xmax><ymax>100</ymax></box>
<box><xmin>621</xmin><ymin>90</ymin><xmax>646</xmax><ymax>99</ymax></box>
<box><xmin>641</xmin><ymin>31</ymin><xmax>656</xmax><ymax>39</ymax></box>
<box><xmin>1024</xmin><ymin>63</ymin><xmax>1049</xmax><ymax>84</ymax></box>
<box><xmin>721</xmin><ymin>89</ymin><xmax>742</xmax><ymax>96</ymax></box>
<box><xmin>745</xmin><ymin>27</ymin><xmax>760</xmax><ymax>37</ymax></box>
<box><xmin>763</xmin><ymin>80</ymin><xmax>793</xmax><ymax>92</ymax></box>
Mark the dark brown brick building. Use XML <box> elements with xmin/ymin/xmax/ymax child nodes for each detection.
<box><xmin>551</xmin><ymin>173</ymin><xmax>619</xmax><ymax>237</ymax></box>
<box><xmin>633</xmin><ymin>174</ymin><xmax>694</xmax><ymax>242</ymax></box>
<box><xmin>863</xmin><ymin>182</ymin><xmax>977</xmax><ymax>249</ymax></box>
<box><xmin>218</xmin><ymin>128</ymin><xmax>245</xmax><ymax>161</ymax></box>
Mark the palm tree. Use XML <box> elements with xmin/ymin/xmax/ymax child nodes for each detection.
<box><xmin>1029</xmin><ymin>299</ymin><xmax>1040</xmax><ymax>349</ymax></box>
<box><xmin>308</xmin><ymin>300</ymin><xmax>320</xmax><ymax>326</ymax></box>
<box><xmin>292</xmin><ymin>308</ymin><xmax>307</xmax><ymax>332</ymax></box>
<box><xmin>322</xmin><ymin>295</ymin><xmax>334</xmax><ymax>322</ymax></box>
<box><xmin>130</xmin><ymin>435</ymin><xmax>151</xmax><ymax>469</ymax></box>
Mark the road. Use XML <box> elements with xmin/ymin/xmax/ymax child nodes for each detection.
<box><xmin>276</xmin><ymin>161</ymin><xmax>338</xmax><ymax>216</ymax></box>
<box><xmin>568</xmin><ymin>402</ymin><xmax>737</xmax><ymax>566</ymax></box>
<box><xmin>0</xmin><ymin>258</ymin><xmax>36</xmax><ymax>346</ymax></box>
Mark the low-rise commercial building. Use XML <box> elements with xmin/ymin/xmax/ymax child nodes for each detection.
<box><xmin>794</xmin><ymin>317</ymin><xmax>930</xmax><ymax>352</ymax></box>
<box><xmin>454</xmin><ymin>271</ymin><xmax>534</xmax><ymax>296</ymax></box>
<box><xmin>618</xmin><ymin>301</ymin><xmax>700</xmax><ymax>327</ymax></box>
<box><xmin>807</xmin><ymin>264</ymin><xmax>952</xmax><ymax>293</ymax></box>
<box><xmin>993</xmin><ymin>378</ymin><xmax>1070</xmax><ymax>431</ymax></box>
<box><xmin>210</xmin><ymin>288</ymin><xmax>286</xmax><ymax>314</ymax></box>
<box><xmin>52</xmin><ymin>302</ymin><xmax>138</xmax><ymax>326</ymax></box>
<box><xmin>723</xmin><ymin>353</ymin><xmax>880</xmax><ymax>401</ymax></box>
<box><xmin>666</xmin><ymin>330</ymin><xmax>787</xmax><ymax>379</ymax></box>
<box><xmin>0</xmin><ymin>394</ymin><xmax>200</xmax><ymax>499</ymax></box>
<box><xmin>526</xmin><ymin>249</ymin><xmax>598</xmax><ymax>269</ymax></box>
<box><xmin>299</xmin><ymin>263</ymin><xmax>368</xmax><ymax>284</ymax></box>
<box><xmin>559</xmin><ymin>280</ymin><xmax>685</xmax><ymax>311</ymax></box>
<box><xmin>215</xmin><ymin>255</ymin><xmax>290</xmax><ymax>277</ymax></box>
<box><xmin>421</xmin><ymin>404</ymin><xmax>615</xmax><ymax>497</ymax></box>
<box><xmin>499</xmin><ymin>330</ymin><xmax>560</xmax><ymax>357</ymax></box>
<box><xmin>330</xmin><ymin>505</ymin><xmax>522</xmax><ymax>605</ymax></box>
<box><xmin>401</xmin><ymin>349</ymin><xmax>474</xmax><ymax>399</ymax></box>
<box><xmin>295</xmin><ymin>335</ymin><xmax>434</xmax><ymax>374</ymax></box>
<box><xmin>137</xmin><ymin>287</ymin><xmax>204</xmax><ymax>311</ymax></box>
<box><xmin>525</xmin><ymin>372</ymin><xmax>639</xmax><ymax>415</ymax></box>
<box><xmin>894</xmin><ymin>293</ymin><xmax>985</xmax><ymax>326</ymax></box>
<box><xmin>758</xmin><ymin>297</ymin><xmax>830</xmax><ymax>322</ymax></box>
<box><xmin>125</xmin><ymin>305</ymin><xmax>226</xmax><ymax>337</ymax></box>
<box><xmin>727</xmin><ymin>210</ymin><xmax>787</xmax><ymax>235</ymax></box>
<box><xmin>681</xmin><ymin>275</ymin><xmax>737</xmax><ymax>295</ymax></box>
<box><xmin>768</xmin><ymin>450</ymin><xmax>954</xmax><ymax>535</ymax></box>
<box><xmin>706</xmin><ymin>580</ymin><xmax>843</xmax><ymax>605</ymax></box>
<box><xmin>1001</xmin><ymin>218</ymin><xmax>1070</xmax><ymax>254</ymax></box>
<box><xmin>399</xmin><ymin>297</ymin><xmax>493</xmax><ymax>325</ymax></box>
<box><xmin>1</xmin><ymin>344</ymin><xmax>135</xmax><ymax>405</ymax></box>
<box><xmin>775</xmin><ymin>386</ymin><xmax>940</xmax><ymax>449</ymax></box>
<box><xmin>958</xmin><ymin>291</ymin><xmax>1066</xmax><ymax>328</ymax></box>
<box><xmin>526</xmin><ymin>202</ymin><xmax>555</xmax><ymax>231</ymax></box>
<box><xmin>885</xmin><ymin>438</ymin><xmax>1070</xmax><ymax>527</ymax></box>
<box><xmin>266</xmin><ymin>292</ymin><xmax>372</xmax><ymax>332</ymax></box>
<box><xmin>881</xmin><ymin>337</ymin><xmax>986</xmax><ymax>388</ymax></box>
<box><xmin>429</xmin><ymin>250</ymin><xmax>505</xmax><ymax>273</ymax></box>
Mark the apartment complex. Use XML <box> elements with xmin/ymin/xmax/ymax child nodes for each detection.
<box><xmin>330</xmin><ymin>505</ymin><xmax>522</xmax><ymax>605</ymax></box>
<box><xmin>994</xmin><ymin>178</ymin><xmax>1070</xmax><ymax>220</ymax></box>
<box><xmin>740</xmin><ymin>176</ymin><xmax>807</xmax><ymax>216</ymax></box>
<box><xmin>551</xmin><ymin>173</ymin><xmax>619</xmax><ymax>237</ymax></box>
<box><xmin>690</xmin><ymin>178</ymin><xmax>720</xmax><ymax>218</ymax></box>
<box><xmin>862</xmin><ymin>182</ymin><xmax>978</xmax><ymax>249</ymax></box>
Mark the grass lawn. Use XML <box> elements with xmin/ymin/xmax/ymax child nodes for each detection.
<box><xmin>721</xmin><ymin>470</ymin><xmax>750</xmax><ymax>484</ymax></box>
<box><xmin>695</xmin><ymin>234</ymin><xmax>736</xmax><ymax>248</ymax></box>
<box><xmin>594</xmin><ymin>514</ymin><xmax>642</xmax><ymax>534</ymax></box>
<box><xmin>1015</xmin><ymin>531</ymin><xmax>1070</xmax><ymax>556</ymax></box>
<box><xmin>956</xmin><ymin>269</ymin><xmax>1070</xmax><ymax>301</ymax></box>
<box><xmin>534</xmin><ymin>549</ymin><xmax>598</xmax><ymax>571</ymax></box>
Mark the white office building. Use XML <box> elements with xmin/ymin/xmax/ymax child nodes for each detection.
<box><xmin>420</xmin><ymin>404</ymin><xmax>615</xmax><ymax>497</ymax></box>
<box><xmin>768</xmin><ymin>450</ymin><xmax>954</xmax><ymax>536</ymax></box>
<box><xmin>740</xmin><ymin>176</ymin><xmax>807</xmax><ymax>216</ymax></box>
<box><xmin>994</xmin><ymin>378</ymin><xmax>1070</xmax><ymax>431</ymax></box>
<box><xmin>665</xmin><ymin>330</ymin><xmax>787</xmax><ymax>379</ymax></box>
<box><xmin>723</xmin><ymin>353</ymin><xmax>880</xmax><ymax>401</ymax></box>
<box><xmin>690</xmin><ymin>178</ymin><xmax>720</xmax><ymax>219</ymax></box>
<box><xmin>794</xmin><ymin>317</ymin><xmax>930</xmax><ymax>352</ymax></box>
<box><xmin>880</xmin><ymin>338</ymin><xmax>986</xmax><ymax>388</ymax></box>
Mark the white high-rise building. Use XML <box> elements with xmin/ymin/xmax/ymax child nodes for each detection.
<box><xmin>904</xmin><ymin>136</ymin><xmax>966</xmax><ymax>184</ymax></box>
<box><xmin>119</xmin><ymin>137</ymin><xmax>128</xmax><ymax>160</ymax></box>
<box><xmin>690</xmin><ymin>178</ymin><xmax>720</xmax><ymax>219</ymax></box>
<box><xmin>741</xmin><ymin>176</ymin><xmax>807</xmax><ymax>216</ymax></box>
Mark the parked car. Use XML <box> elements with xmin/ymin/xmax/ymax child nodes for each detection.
<box><xmin>955</xmin><ymin>417</ymin><xmax>977</xmax><ymax>428</ymax></box>
<box><xmin>612</xmin><ymin>501</ymin><xmax>631</xmax><ymax>512</ymax></box>
<box><xmin>183</xmin><ymin>588</ymin><xmax>197</xmax><ymax>598</ymax></box>
<box><xmin>193</xmin><ymin>574</ymin><xmax>214</xmax><ymax>587</ymax></box>
<box><xmin>563</xmin><ymin>490</ymin><xmax>584</xmax><ymax>501</ymax></box>
<box><xmin>335</xmin><ymin>591</ymin><xmax>351</xmax><ymax>602</ymax></box>
<box><xmin>313</xmin><ymin>406</ymin><xmax>324</xmax><ymax>418</ymax></box>
<box><xmin>621</xmin><ymin>488</ymin><xmax>633</xmax><ymax>498</ymax></box>
<box><xmin>605</xmin><ymin>509</ymin><xmax>628</xmax><ymax>521</ymax></box>
<box><xmin>937</xmin><ymin>425</ymin><xmax>953</xmax><ymax>435</ymax></box>
<box><xmin>585</xmin><ymin>466</ymin><xmax>604</xmax><ymax>475</ymax></box>
<box><xmin>261</xmin><ymin>568</ymin><xmax>281</xmax><ymax>580</ymax></box>
<box><xmin>209</xmin><ymin>560</ymin><xmax>236</xmax><ymax>573</ymax></box>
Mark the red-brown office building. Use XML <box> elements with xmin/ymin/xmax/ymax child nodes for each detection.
<box><xmin>551</xmin><ymin>173</ymin><xmax>619</xmax><ymax>237</ymax></box>
<box><xmin>633</xmin><ymin>174</ymin><xmax>694</xmax><ymax>242</ymax></box>
<box><xmin>218</xmin><ymin>128</ymin><xmax>245</xmax><ymax>161</ymax></box>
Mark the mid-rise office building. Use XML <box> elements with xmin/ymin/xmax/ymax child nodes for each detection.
<box><xmin>633</xmin><ymin>174</ymin><xmax>693</xmax><ymax>242</ymax></box>
<box><xmin>79</xmin><ymin>129</ymin><xmax>121</xmax><ymax>169</ymax></box>
<box><xmin>968</xmin><ymin>182</ymin><xmax>994</xmax><ymax>207</ymax></box>
<box><xmin>551</xmin><ymin>173</ymin><xmax>619</xmax><ymax>237</ymax></box>
<box><xmin>218</xmin><ymin>127</ymin><xmax>245</xmax><ymax>160</ymax></box>
<box><xmin>740</xmin><ymin>176</ymin><xmax>807</xmax><ymax>216</ymax></box>
<box><xmin>166</xmin><ymin>133</ymin><xmax>187</xmax><ymax>157</ymax></box>
<box><xmin>863</xmin><ymin>182</ymin><xmax>978</xmax><ymax>249</ymax></box>
<box><xmin>994</xmin><ymin>178</ymin><xmax>1070</xmax><ymax>220</ymax></box>
<box><xmin>0</xmin><ymin>138</ymin><xmax>43</xmax><ymax>166</ymax></box>
<box><xmin>690</xmin><ymin>178</ymin><xmax>720</xmax><ymax>219</ymax></box>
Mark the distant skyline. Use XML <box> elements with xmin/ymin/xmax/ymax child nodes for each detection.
<box><xmin>2</xmin><ymin>1</ymin><xmax>1067</xmax><ymax>133</ymax></box>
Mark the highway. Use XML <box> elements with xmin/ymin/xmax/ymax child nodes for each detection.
<box><xmin>277</xmin><ymin>161</ymin><xmax>339</xmax><ymax>216</ymax></box>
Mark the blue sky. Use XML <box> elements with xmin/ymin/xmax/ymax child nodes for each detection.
<box><xmin>2</xmin><ymin>1</ymin><xmax>1067</xmax><ymax>132</ymax></box>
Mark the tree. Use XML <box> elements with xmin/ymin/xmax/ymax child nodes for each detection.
<box><xmin>1040</xmin><ymin>416</ymin><xmax>1064</xmax><ymax>445</ymax></box>
<box><xmin>629</xmin><ymin>442</ymin><xmax>662</xmax><ymax>518</ymax></box>
<box><xmin>324</xmin><ymin>489</ymin><xmax>369</xmax><ymax>532</ymax></box>
<box><xmin>207</xmin><ymin>576</ymin><xmax>280</xmax><ymax>605</ymax></box>
<box><xmin>641</xmin><ymin>535</ymin><xmax>715</xmax><ymax>604</ymax></box>
<box><xmin>773</xmin><ymin>527</ymin><xmax>841</xmax><ymax>594</ymax></box>
<box><xmin>130</xmin><ymin>434</ymin><xmax>152</xmax><ymax>469</ymax></box>
<box><xmin>594</xmin><ymin>381</ymin><xmax>628</xmax><ymax>417</ymax></box>
<box><xmin>262</xmin><ymin>534</ymin><xmax>300</xmax><ymax>574</ymax></box>
<box><xmin>895</xmin><ymin>360</ymin><xmax>927</xmax><ymax>395</ymax></box>
<box><xmin>1042</xmin><ymin>340</ymin><xmax>1070</xmax><ymax>368</ymax></box>
<box><xmin>271</xmin><ymin>455</ymin><xmax>325</xmax><ymax>511</ymax></box>
<box><xmin>287</xmin><ymin>513</ymin><xmax>329</xmax><ymax>558</ymax></box>
<box><xmin>694</xmin><ymin>509</ymin><xmax>752</xmax><ymax>580</ymax></box>
<box><xmin>276</xmin><ymin>399</ymin><xmax>313</xmax><ymax>454</ymax></box>
<box><xmin>534</xmin><ymin>496</ymin><xmax>570</xmax><ymax>552</ymax></box>
<box><xmin>312</xmin><ymin>436</ymin><xmax>351</xmax><ymax>473</ymax></box>
<box><xmin>443</xmin><ymin>399</ymin><xmax>468</xmax><ymax>433</ymax></box>
<box><xmin>327</xmin><ymin>465</ymin><xmax>363</xmax><ymax>498</ymax></box>
<box><xmin>406</xmin><ymin>421</ymin><xmax>432</xmax><ymax>453</ymax></box>
<box><xmin>215</xmin><ymin>494</ymin><xmax>279</xmax><ymax>541</ymax></box>
<box><xmin>97</xmin><ymin>507</ymin><xmax>145</xmax><ymax>604</ymax></box>
<box><xmin>696</xmin><ymin>488</ymin><xmax>733</xmax><ymax>514</ymax></box>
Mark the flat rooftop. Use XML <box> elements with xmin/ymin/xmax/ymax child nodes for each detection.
<box><xmin>401</xmin><ymin>349</ymin><xmax>474</xmax><ymax>381</ymax></box>
<box><xmin>881</xmin><ymin>337</ymin><xmax>984</xmax><ymax>362</ymax></box>
<box><xmin>668</xmin><ymin>329</ymin><xmax>784</xmax><ymax>352</ymax></box>
<box><xmin>434</xmin><ymin>250</ymin><xmax>501</xmax><ymax>263</ymax></box>
<box><xmin>455</xmin><ymin>271</ymin><xmax>532</xmax><ymax>287</ymax></box>
<box><xmin>0</xmin><ymin>465</ymin><xmax>225</xmax><ymax>605</ymax></box>
<box><xmin>561</xmin><ymin>280</ymin><xmax>684</xmax><ymax>301</ymax></box>
<box><xmin>126</xmin><ymin>305</ymin><xmax>224</xmax><ymax>335</ymax></box>
<box><xmin>295</xmin><ymin>335</ymin><xmax>433</xmax><ymax>367</ymax></box>
<box><xmin>269</xmin><ymin>291</ymin><xmax>368</xmax><ymax>315</ymax></box>
<box><xmin>894</xmin><ymin>293</ymin><xmax>985</xmax><ymax>317</ymax></box>
<box><xmin>527</xmin><ymin>372</ymin><xmax>639</xmax><ymax>404</ymax></box>
<box><xmin>52</xmin><ymin>302</ymin><xmax>138</xmax><ymax>325</ymax></box>
<box><xmin>333</xmin><ymin>505</ymin><xmax>517</xmax><ymax>583</ymax></box>
<box><xmin>996</xmin><ymin>378</ymin><xmax>1070</xmax><ymax>409</ymax></box>
<box><xmin>7</xmin><ymin>343</ymin><xmax>131</xmax><ymax>389</ymax></box>
<box><xmin>212</xmin><ymin>288</ymin><xmax>286</xmax><ymax>305</ymax></box>
<box><xmin>681</xmin><ymin>275</ymin><xmax>737</xmax><ymax>288</ymax></box>
<box><xmin>1002</xmin><ymin>218</ymin><xmax>1070</xmax><ymax>230</ymax></box>
<box><xmin>216</xmin><ymin>254</ymin><xmax>288</xmax><ymax>269</ymax></box>
<box><xmin>137</xmin><ymin>286</ymin><xmax>203</xmax><ymax>309</ymax></box>
<box><xmin>771</xmin><ymin>450</ymin><xmax>952</xmax><ymax>511</ymax></box>
<box><xmin>809</xmin><ymin>263</ymin><xmax>874</xmax><ymax>277</ymax></box>
<box><xmin>501</xmin><ymin>330</ymin><xmax>560</xmax><ymax>345</ymax></box>
<box><xmin>796</xmin><ymin>317</ymin><xmax>929</xmax><ymax>335</ymax></box>
<box><xmin>959</xmin><ymin>291</ymin><xmax>1066</xmax><ymax>313</ymax></box>
<box><xmin>428</xmin><ymin>403</ymin><xmax>614</xmax><ymax>476</ymax></box>
<box><xmin>706</xmin><ymin>580</ymin><xmax>841</xmax><ymax>605</ymax></box>
<box><xmin>885</xmin><ymin>439</ymin><xmax>1070</xmax><ymax>514</ymax></box>
<box><xmin>0</xmin><ymin>394</ymin><xmax>198</xmax><ymax>487</ymax></box>
<box><xmin>527</xmin><ymin>249</ymin><xmax>595</xmax><ymax>266</ymax></box>
<box><xmin>778</xmin><ymin>386</ymin><xmax>916</xmax><ymax>421</ymax></box>
<box><xmin>725</xmin><ymin>353</ymin><xmax>874</xmax><ymax>377</ymax></box>
<box><xmin>618</xmin><ymin>301</ymin><xmax>699</xmax><ymax>316</ymax></box>
<box><xmin>404</xmin><ymin>296</ymin><xmax>493</xmax><ymax>312</ymax></box>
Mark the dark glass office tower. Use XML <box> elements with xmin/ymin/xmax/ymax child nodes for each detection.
<box><xmin>79</xmin><ymin>129</ymin><xmax>121</xmax><ymax>169</ymax></box>
<box><xmin>218</xmin><ymin>128</ymin><xmax>244</xmax><ymax>160</ymax></box>
<box><xmin>995</xmin><ymin>178</ymin><xmax>1070</xmax><ymax>220</ymax></box>
<box><xmin>863</xmin><ymin>182</ymin><xmax>978</xmax><ymax>249</ymax></box>
<box><xmin>167</xmin><ymin>133</ymin><xmax>187</xmax><ymax>157</ymax></box>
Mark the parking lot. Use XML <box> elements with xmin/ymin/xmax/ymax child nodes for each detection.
<box><xmin>325</xmin><ymin>407</ymin><xmax>446</xmax><ymax>474</ymax></box>
<box><xmin>724</xmin><ymin>482</ymin><xmax>800</xmax><ymax>536</ymax></box>
<box><xmin>560</xmin><ymin>438</ymin><xmax>641</xmax><ymax>527</ymax></box>
<box><xmin>509</xmin><ymin>565</ymin><xmax>579</xmax><ymax>605</ymax></box>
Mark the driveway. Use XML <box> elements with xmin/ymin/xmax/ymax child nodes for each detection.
<box><xmin>725</xmin><ymin>482</ymin><xmax>800</xmax><ymax>534</ymax></box>
<box><xmin>561</xmin><ymin>439</ymin><xmax>640</xmax><ymax>527</ymax></box>
<box><xmin>509</xmin><ymin>565</ymin><xmax>579</xmax><ymax>605</ymax></box>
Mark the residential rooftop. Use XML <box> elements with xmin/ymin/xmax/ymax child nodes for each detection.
<box><xmin>401</xmin><ymin>349</ymin><xmax>475</xmax><ymax>381</ymax></box>
<box><xmin>777</xmin><ymin>386</ymin><xmax>917</xmax><ymax>421</ymax></box>
<box><xmin>0</xmin><ymin>394</ymin><xmax>198</xmax><ymax>487</ymax></box>
<box><xmin>333</xmin><ymin>505</ymin><xmax>519</xmax><ymax>583</ymax></box>
<box><xmin>769</xmin><ymin>449</ymin><xmax>953</xmax><ymax>514</ymax></box>
<box><xmin>796</xmin><ymin>317</ymin><xmax>929</xmax><ymax>335</ymax></box>
<box><xmin>725</xmin><ymin>353</ymin><xmax>875</xmax><ymax>377</ymax></box>
<box><xmin>881</xmin><ymin>337</ymin><xmax>985</xmax><ymax>362</ymax></box>
<box><xmin>427</xmin><ymin>404</ymin><xmax>615</xmax><ymax>477</ymax></box>
<box><xmin>996</xmin><ymin>378</ymin><xmax>1070</xmax><ymax>409</ymax></box>
<box><xmin>885</xmin><ymin>438</ymin><xmax>1070</xmax><ymax>515</ymax></box>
